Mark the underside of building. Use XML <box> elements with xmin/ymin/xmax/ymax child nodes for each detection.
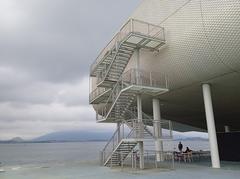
<box><xmin>89</xmin><ymin>0</ymin><xmax>240</xmax><ymax>169</ymax></box>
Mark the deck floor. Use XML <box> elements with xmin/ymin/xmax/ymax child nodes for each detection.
<box><xmin>1</xmin><ymin>160</ymin><xmax>240</xmax><ymax>179</ymax></box>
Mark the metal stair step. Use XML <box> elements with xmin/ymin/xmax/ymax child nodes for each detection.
<box><xmin>115</xmin><ymin>55</ymin><xmax>130</xmax><ymax>60</ymax></box>
<box><xmin>121</xmin><ymin>43</ymin><xmax>137</xmax><ymax>49</ymax></box>
<box><xmin>109</xmin><ymin>68</ymin><xmax>124</xmax><ymax>73</ymax></box>
<box><xmin>112</xmin><ymin>51</ymin><xmax>131</xmax><ymax>57</ymax></box>
<box><xmin>118</xmin><ymin>48</ymin><xmax>134</xmax><ymax>54</ymax></box>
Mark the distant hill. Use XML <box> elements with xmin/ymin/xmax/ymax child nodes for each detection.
<box><xmin>32</xmin><ymin>129</ymin><xmax>207</xmax><ymax>142</ymax></box>
<box><xmin>0</xmin><ymin>137</ymin><xmax>25</xmax><ymax>143</ymax></box>
<box><xmin>32</xmin><ymin>130</ymin><xmax>113</xmax><ymax>142</ymax></box>
<box><xmin>0</xmin><ymin>129</ymin><xmax>208</xmax><ymax>144</ymax></box>
<box><xmin>172</xmin><ymin>130</ymin><xmax>208</xmax><ymax>140</ymax></box>
<box><xmin>10</xmin><ymin>137</ymin><xmax>24</xmax><ymax>142</ymax></box>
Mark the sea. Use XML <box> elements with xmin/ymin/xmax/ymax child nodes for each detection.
<box><xmin>0</xmin><ymin>140</ymin><xmax>210</xmax><ymax>178</ymax></box>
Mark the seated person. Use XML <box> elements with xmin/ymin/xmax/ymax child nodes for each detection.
<box><xmin>184</xmin><ymin>147</ymin><xmax>192</xmax><ymax>153</ymax></box>
<box><xmin>183</xmin><ymin>147</ymin><xmax>193</xmax><ymax>162</ymax></box>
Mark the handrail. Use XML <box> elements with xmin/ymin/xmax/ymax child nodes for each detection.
<box><xmin>96</xmin><ymin>68</ymin><xmax>168</xmax><ymax>121</ymax></box>
<box><xmin>102</xmin><ymin>125</ymin><xmax>120</xmax><ymax>152</ymax></box>
<box><xmin>101</xmin><ymin>118</ymin><xmax>173</xmax><ymax>165</ymax></box>
<box><xmin>96</xmin><ymin>42</ymin><xmax>121</xmax><ymax>85</ymax></box>
<box><xmin>90</xmin><ymin>18</ymin><xmax>165</xmax><ymax>75</ymax></box>
<box><xmin>89</xmin><ymin>87</ymin><xmax>110</xmax><ymax>103</ymax></box>
<box><xmin>101</xmin><ymin>121</ymin><xmax>135</xmax><ymax>165</ymax></box>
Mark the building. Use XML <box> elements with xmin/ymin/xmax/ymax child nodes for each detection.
<box><xmin>89</xmin><ymin>0</ymin><xmax>240</xmax><ymax>169</ymax></box>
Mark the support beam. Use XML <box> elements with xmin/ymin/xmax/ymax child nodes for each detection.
<box><xmin>137</xmin><ymin>94</ymin><xmax>144</xmax><ymax>169</ymax></box>
<box><xmin>202</xmin><ymin>84</ymin><xmax>220</xmax><ymax>168</ymax></box>
<box><xmin>153</xmin><ymin>98</ymin><xmax>163</xmax><ymax>162</ymax></box>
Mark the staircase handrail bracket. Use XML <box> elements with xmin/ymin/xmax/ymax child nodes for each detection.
<box><xmin>90</xmin><ymin>18</ymin><xmax>165</xmax><ymax>76</ymax></box>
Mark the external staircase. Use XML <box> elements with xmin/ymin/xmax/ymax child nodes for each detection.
<box><xmin>104</xmin><ymin>140</ymin><xmax>138</xmax><ymax>166</ymax></box>
<box><xmin>90</xmin><ymin>19</ymin><xmax>165</xmax><ymax>87</ymax></box>
<box><xmin>96</xmin><ymin>68</ymin><xmax>169</xmax><ymax>122</ymax></box>
<box><xmin>90</xmin><ymin>19</ymin><xmax>165</xmax><ymax>105</ymax></box>
<box><xmin>100</xmin><ymin>118</ymin><xmax>173</xmax><ymax>167</ymax></box>
<box><xmin>90</xmin><ymin>19</ymin><xmax>173</xmax><ymax>169</ymax></box>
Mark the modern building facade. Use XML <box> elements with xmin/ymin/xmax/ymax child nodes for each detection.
<box><xmin>89</xmin><ymin>0</ymin><xmax>240</xmax><ymax>169</ymax></box>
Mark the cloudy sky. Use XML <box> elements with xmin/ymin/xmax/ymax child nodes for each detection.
<box><xmin>0</xmin><ymin>0</ymin><xmax>140</xmax><ymax>140</ymax></box>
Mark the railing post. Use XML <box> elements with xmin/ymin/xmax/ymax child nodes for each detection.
<box><xmin>148</xmin><ymin>24</ymin><xmax>150</xmax><ymax>35</ymax></box>
<box><xmin>111</xmin><ymin>157</ymin><xmax>113</xmax><ymax>168</ymax></box>
<box><xmin>169</xmin><ymin>121</ymin><xmax>173</xmax><ymax>138</ymax></box>
<box><xmin>113</xmin><ymin>138</ymin><xmax>115</xmax><ymax>151</ymax></box>
<box><xmin>150</xmin><ymin>71</ymin><xmax>152</xmax><ymax>86</ymax></box>
<box><xmin>117</xmin><ymin>122</ymin><xmax>121</xmax><ymax>143</ymax></box>
<box><xmin>165</xmin><ymin>74</ymin><xmax>169</xmax><ymax>89</ymax></box>
<box><xmin>122</xmin><ymin>122</ymin><xmax>124</xmax><ymax>139</ymax></box>
<box><xmin>131</xmin><ymin>151</ymin><xmax>134</xmax><ymax>169</ymax></box>
<box><xmin>130</xmin><ymin>19</ymin><xmax>134</xmax><ymax>32</ymax></box>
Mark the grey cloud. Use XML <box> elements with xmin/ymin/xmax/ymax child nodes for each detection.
<box><xmin>0</xmin><ymin>102</ymin><xmax>94</xmax><ymax>124</ymax></box>
<box><xmin>0</xmin><ymin>0</ymin><xmax>139</xmax><ymax>83</ymax></box>
<box><xmin>0</xmin><ymin>0</ymin><xmax>140</xmax><ymax>139</ymax></box>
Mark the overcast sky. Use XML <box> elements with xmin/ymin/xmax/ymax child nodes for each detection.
<box><xmin>0</xmin><ymin>0</ymin><xmax>140</xmax><ymax>140</ymax></box>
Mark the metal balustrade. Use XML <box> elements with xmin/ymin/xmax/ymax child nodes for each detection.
<box><xmin>90</xmin><ymin>19</ymin><xmax>165</xmax><ymax>76</ymax></box>
<box><xmin>90</xmin><ymin>19</ymin><xmax>171</xmax><ymax>170</ymax></box>
<box><xmin>96</xmin><ymin>68</ymin><xmax>168</xmax><ymax>122</ymax></box>
<box><xmin>100</xmin><ymin>118</ymin><xmax>173</xmax><ymax>167</ymax></box>
<box><xmin>100</xmin><ymin>121</ymin><xmax>135</xmax><ymax>166</ymax></box>
<box><xmin>89</xmin><ymin>87</ymin><xmax>111</xmax><ymax>104</ymax></box>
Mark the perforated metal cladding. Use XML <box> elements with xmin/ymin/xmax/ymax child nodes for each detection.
<box><xmin>130</xmin><ymin>0</ymin><xmax>240</xmax><ymax>90</ymax></box>
<box><xmin>201</xmin><ymin>0</ymin><xmax>240</xmax><ymax>71</ymax></box>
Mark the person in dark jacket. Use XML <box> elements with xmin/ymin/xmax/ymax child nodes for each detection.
<box><xmin>178</xmin><ymin>142</ymin><xmax>183</xmax><ymax>152</ymax></box>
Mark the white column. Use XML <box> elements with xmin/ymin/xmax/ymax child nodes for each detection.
<box><xmin>137</xmin><ymin>94</ymin><xmax>144</xmax><ymax>169</ymax></box>
<box><xmin>153</xmin><ymin>98</ymin><xmax>163</xmax><ymax>162</ymax></box>
<box><xmin>202</xmin><ymin>84</ymin><xmax>220</xmax><ymax>168</ymax></box>
<box><xmin>137</xmin><ymin>95</ymin><xmax>142</xmax><ymax>122</ymax></box>
<box><xmin>224</xmin><ymin>125</ymin><xmax>230</xmax><ymax>133</ymax></box>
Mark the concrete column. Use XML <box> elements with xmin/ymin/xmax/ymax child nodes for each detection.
<box><xmin>224</xmin><ymin>125</ymin><xmax>230</xmax><ymax>133</ymax></box>
<box><xmin>137</xmin><ymin>94</ymin><xmax>144</xmax><ymax>169</ymax></box>
<box><xmin>153</xmin><ymin>98</ymin><xmax>164</xmax><ymax>162</ymax></box>
<box><xmin>202</xmin><ymin>84</ymin><xmax>220</xmax><ymax>168</ymax></box>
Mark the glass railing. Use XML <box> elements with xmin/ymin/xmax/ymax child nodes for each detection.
<box><xmin>90</xmin><ymin>19</ymin><xmax>165</xmax><ymax>75</ymax></box>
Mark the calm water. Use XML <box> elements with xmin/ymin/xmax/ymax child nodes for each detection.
<box><xmin>1</xmin><ymin>141</ymin><xmax>239</xmax><ymax>179</ymax></box>
<box><xmin>0</xmin><ymin>142</ymin><xmax>105</xmax><ymax>167</ymax></box>
<box><xmin>0</xmin><ymin>141</ymin><xmax>209</xmax><ymax>167</ymax></box>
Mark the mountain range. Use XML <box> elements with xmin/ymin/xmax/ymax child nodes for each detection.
<box><xmin>0</xmin><ymin>129</ymin><xmax>208</xmax><ymax>143</ymax></box>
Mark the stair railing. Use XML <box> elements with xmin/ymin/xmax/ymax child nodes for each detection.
<box><xmin>96</xmin><ymin>69</ymin><xmax>168</xmax><ymax>122</ymax></box>
<box><xmin>124</xmin><ymin>107</ymin><xmax>173</xmax><ymax>139</ymax></box>
<box><xmin>101</xmin><ymin>121</ymin><xmax>138</xmax><ymax>165</ymax></box>
<box><xmin>90</xmin><ymin>18</ymin><xmax>165</xmax><ymax>76</ymax></box>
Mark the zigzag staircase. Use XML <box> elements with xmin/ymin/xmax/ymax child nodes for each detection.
<box><xmin>101</xmin><ymin>115</ymin><xmax>173</xmax><ymax>167</ymax></box>
<box><xmin>102</xmin><ymin>119</ymin><xmax>153</xmax><ymax>167</ymax></box>
<box><xmin>90</xmin><ymin>19</ymin><xmax>172</xmax><ymax>169</ymax></box>
<box><xmin>90</xmin><ymin>18</ymin><xmax>165</xmax><ymax>105</ymax></box>
<box><xmin>96</xmin><ymin>68</ymin><xmax>169</xmax><ymax>122</ymax></box>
